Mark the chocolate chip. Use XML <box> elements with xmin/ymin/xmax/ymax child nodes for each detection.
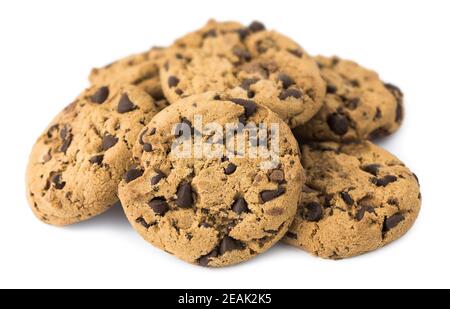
<box><xmin>143</xmin><ymin>143</ymin><xmax>153</xmax><ymax>152</ymax></box>
<box><xmin>233</xmin><ymin>47</ymin><xmax>252</xmax><ymax>62</ymax></box>
<box><xmin>383</xmin><ymin>213</ymin><xmax>405</xmax><ymax>232</ymax></box>
<box><xmin>326</xmin><ymin>84</ymin><xmax>337</xmax><ymax>94</ymax></box>
<box><xmin>260</xmin><ymin>187</ymin><xmax>286</xmax><ymax>203</ymax></box>
<box><xmin>50</xmin><ymin>173</ymin><xmax>65</xmax><ymax>190</ymax></box>
<box><xmin>304</xmin><ymin>202</ymin><xmax>323</xmax><ymax>222</ymax></box>
<box><xmin>168</xmin><ymin>76</ymin><xmax>180</xmax><ymax>88</ymax></box>
<box><xmin>375</xmin><ymin>107</ymin><xmax>382</xmax><ymax>120</ymax></box>
<box><xmin>248</xmin><ymin>21</ymin><xmax>265</xmax><ymax>32</ymax></box>
<box><xmin>384</xmin><ymin>82</ymin><xmax>403</xmax><ymax>122</ymax></box>
<box><xmin>412</xmin><ymin>173</ymin><xmax>420</xmax><ymax>186</ymax></box>
<box><xmin>175</xmin><ymin>118</ymin><xmax>196</xmax><ymax>138</ymax></box>
<box><xmin>151</xmin><ymin>171</ymin><xmax>166</xmax><ymax>185</ymax></box>
<box><xmin>373</xmin><ymin>175</ymin><xmax>398</xmax><ymax>187</ymax></box>
<box><xmin>198</xmin><ymin>248</ymin><xmax>219</xmax><ymax>267</ymax></box>
<box><xmin>286</xmin><ymin>232</ymin><xmax>298</xmax><ymax>239</ymax></box>
<box><xmin>203</xmin><ymin>29</ymin><xmax>217</xmax><ymax>38</ymax></box>
<box><xmin>279</xmin><ymin>89</ymin><xmax>303</xmax><ymax>100</ymax></box>
<box><xmin>224</xmin><ymin>163</ymin><xmax>237</xmax><ymax>175</ymax></box>
<box><xmin>136</xmin><ymin>217</ymin><xmax>151</xmax><ymax>229</ymax></box>
<box><xmin>355</xmin><ymin>205</ymin><xmax>375</xmax><ymax>221</ymax></box>
<box><xmin>240</xmin><ymin>78</ymin><xmax>259</xmax><ymax>90</ymax></box>
<box><xmin>350</xmin><ymin>79</ymin><xmax>360</xmax><ymax>87</ymax></box>
<box><xmin>89</xmin><ymin>155</ymin><xmax>104</xmax><ymax>165</ymax></box>
<box><xmin>231</xmin><ymin>197</ymin><xmax>249</xmax><ymax>214</ymax></box>
<box><xmin>230</xmin><ymin>98</ymin><xmax>257</xmax><ymax>118</ymax></box>
<box><xmin>362</xmin><ymin>164</ymin><xmax>381</xmax><ymax>176</ymax></box>
<box><xmin>344</xmin><ymin>98</ymin><xmax>359</xmax><ymax>110</ymax></box>
<box><xmin>327</xmin><ymin>113</ymin><xmax>349</xmax><ymax>136</ymax></box>
<box><xmin>340</xmin><ymin>192</ymin><xmax>354</xmax><ymax>206</ymax></box>
<box><xmin>369</xmin><ymin>127</ymin><xmax>390</xmax><ymax>139</ymax></box>
<box><xmin>117</xmin><ymin>94</ymin><xmax>136</xmax><ymax>113</ymax></box>
<box><xmin>148</xmin><ymin>197</ymin><xmax>169</xmax><ymax>216</ymax></box>
<box><xmin>176</xmin><ymin>183</ymin><xmax>193</xmax><ymax>208</ymax></box>
<box><xmin>102</xmin><ymin>134</ymin><xmax>118</xmax><ymax>151</ymax></box>
<box><xmin>236</xmin><ymin>28</ymin><xmax>250</xmax><ymax>40</ymax></box>
<box><xmin>288</xmin><ymin>49</ymin><xmax>303</xmax><ymax>58</ymax></box>
<box><xmin>269</xmin><ymin>169</ymin><xmax>285</xmax><ymax>184</ymax></box>
<box><xmin>175</xmin><ymin>89</ymin><xmax>183</xmax><ymax>96</ymax></box>
<box><xmin>278</xmin><ymin>73</ymin><xmax>294</xmax><ymax>89</ymax></box>
<box><xmin>90</xmin><ymin>86</ymin><xmax>109</xmax><ymax>104</ymax></box>
<box><xmin>219</xmin><ymin>236</ymin><xmax>245</xmax><ymax>255</ymax></box>
<box><xmin>395</xmin><ymin>101</ymin><xmax>403</xmax><ymax>123</ymax></box>
<box><xmin>124</xmin><ymin>168</ymin><xmax>144</xmax><ymax>183</ymax></box>
<box><xmin>60</xmin><ymin>134</ymin><xmax>73</xmax><ymax>153</ymax></box>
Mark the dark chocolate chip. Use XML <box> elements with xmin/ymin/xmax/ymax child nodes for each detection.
<box><xmin>383</xmin><ymin>213</ymin><xmax>405</xmax><ymax>232</ymax></box>
<box><xmin>50</xmin><ymin>173</ymin><xmax>65</xmax><ymax>190</ymax></box>
<box><xmin>248</xmin><ymin>21</ymin><xmax>265</xmax><ymax>32</ymax></box>
<box><xmin>224</xmin><ymin>163</ymin><xmax>237</xmax><ymax>175</ymax></box>
<box><xmin>231</xmin><ymin>197</ymin><xmax>249</xmax><ymax>214</ymax></box>
<box><xmin>240</xmin><ymin>78</ymin><xmax>259</xmax><ymax>90</ymax></box>
<box><xmin>233</xmin><ymin>47</ymin><xmax>252</xmax><ymax>62</ymax></box>
<box><xmin>59</xmin><ymin>125</ymin><xmax>70</xmax><ymax>140</ymax></box>
<box><xmin>350</xmin><ymin>79</ymin><xmax>360</xmax><ymax>87</ymax></box>
<box><xmin>60</xmin><ymin>134</ymin><xmax>73</xmax><ymax>153</ymax></box>
<box><xmin>362</xmin><ymin>164</ymin><xmax>381</xmax><ymax>176</ymax></box>
<box><xmin>288</xmin><ymin>49</ymin><xmax>303</xmax><ymax>58</ymax></box>
<box><xmin>102</xmin><ymin>134</ymin><xmax>118</xmax><ymax>151</ymax></box>
<box><xmin>269</xmin><ymin>169</ymin><xmax>285</xmax><ymax>184</ymax></box>
<box><xmin>412</xmin><ymin>173</ymin><xmax>420</xmax><ymax>186</ymax></box>
<box><xmin>89</xmin><ymin>155</ymin><xmax>104</xmax><ymax>165</ymax></box>
<box><xmin>395</xmin><ymin>102</ymin><xmax>403</xmax><ymax>123</ymax></box>
<box><xmin>151</xmin><ymin>171</ymin><xmax>166</xmax><ymax>185</ymax></box>
<box><xmin>375</xmin><ymin>107</ymin><xmax>382</xmax><ymax>120</ymax></box>
<box><xmin>143</xmin><ymin>143</ymin><xmax>153</xmax><ymax>152</ymax></box>
<box><xmin>384</xmin><ymin>82</ymin><xmax>404</xmax><ymax>122</ymax></box>
<box><xmin>327</xmin><ymin>113</ymin><xmax>349</xmax><ymax>136</ymax></box>
<box><xmin>278</xmin><ymin>73</ymin><xmax>294</xmax><ymax>89</ymax></box>
<box><xmin>326</xmin><ymin>84</ymin><xmax>337</xmax><ymax>94</ymax></box>
<box><xmin>198</xmin><ymin>248</ymin><xmax>219</xmax><ymax>267</ymax></box>
<box><xmin>236</xmin><ymin>28</ymin><xmax>250</xmax><ymax>40</ymax></box>
<box><xmin>117</xmin><ymin>94</ymin><xmax>136</xmax><ymax>113</ymax></box>
<box><xmin>304</xmin><ymin>202</ymin><xmax>323</xmax><ymax>222</ymax></box>
<box><xmin>148</xmin><ymin>197</ymin><xmax>169</xmax><ymax>216</ymax></box>
<box><xmin>168</xmin><ymin>76</ymin><xmax>180</xmax><ymax>88</ymax></box>
<box><xmin>175</xmin><ymin>88</ymin><xmax>183</xmax><ymax>96</ymax></box>
<box><xmin>340</xmin><ymin>192</ymin><xmax>354</xmax><ymax>206</ymax></box>
<box><xmin>373</xmin><ymin>175</ymin><xmax>398</xmax><ymax>187</ymax></box>
<box><xmin>124</xmin><ymin>168</ymin><xmax>144</xmax><ymax>183</ymax></box>
<box><xmin>230</xmin><ymin>98</ymin><xmax>257</xmax><ymax>118</ymax></box>
<box><xmin>176</xmin><ymin>183</ymin><xmax>194</xmax><ymax>208</ymax></box>
<box><xmin>369</xmin><ymin>127</ymin><xmax>390</xmax><ymax>139</ymax></box>
<box><xmin>344</xmin><ymin>98</ymin><xmax>359</xmax><ymax>110</ymax></box>
<box><xmin>90</xmin><ymin>86</ymin><xmax>109</xmax><ymax>104</ymax></box>
<box><xmin>355</xmin><ymin>205</ymin><xmax>375</xmax><ymax>221</ymax></box>
<box><xmin>260</xmin><ymin>187</ymin><xmax>286</xmax><ymax>203</ymax></box>
<box><xmin>136</xmin><ymin>217</ymin><xmax>151</xmax><ymax>229</ymax></box>
<box><xmin>219</xmin><ymin>236</ymin><xmax>245</xmax><ymax>255</ymax></box>
<box><xmin>279</xmin><ymin>89</ymin><xmax>303</xmax><ymax>100</ymax></box>
<box><xmin>286</xmin><ymin>232</ymin><xmax>298</xmax><ymax>239</ymax></box>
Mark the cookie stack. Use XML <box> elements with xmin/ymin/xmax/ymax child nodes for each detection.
<box><xmin>26</xmin><ymin>20</ymin><xmax>421</xmax><ymax>267</ymax></box>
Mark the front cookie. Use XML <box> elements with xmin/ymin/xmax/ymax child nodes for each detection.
<box><xmin>283</xmin><ymin>141</ymin><xmax>421</xmax><ymax>259</ymax></box>
<box><xmin>161</xmin><ymin>20</ymin><xmax>325</xmax><ymax>128</ymax></box>
<box><xmin>118</xmin><ymin>94</ymin><xmax>304</xmax><ymax>267</ymax></box>
<box><xmin>293</xmin><ymin>56</ymin><xmax>404</xmax><ymax>142</ymax></box>
<box><xmin>26</xmin><ymin>84</ymin><xmax>162</xmax><ymax>226</ymax></box>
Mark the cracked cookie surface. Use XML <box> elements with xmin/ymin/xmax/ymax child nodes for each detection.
<box><xmin>160</xmin><ymin>20</ymin><xmax>325</xmax><ymax>128</ymax></box>
<box><xmin>26</xmin><ymin>84</ymin><xmax>162</xmax><ymax>226</ymax></box>
<box><xmin>89</xmin><ymin>47</ymin><xmax>167</xmax><ymax>101</ymax></box>
<box><xmin>118</xmin><ymin>93</ymin><xmax>304</xmax><ymax>267</ymax></box>
<box><xmin>283</xmin><ymin>141</ymin><xmax>421</xmax><ymax>259</ymax></box>
<box><xmin>293</xmin><ymin>56</ymin><xmax>404</xmax><ymax>142</ymax></box>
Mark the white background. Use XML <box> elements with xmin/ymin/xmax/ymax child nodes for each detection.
<box><xmin>0</xmin><ymin>0</ymin><xmax>448</xmax><ymax>289</ymax></box>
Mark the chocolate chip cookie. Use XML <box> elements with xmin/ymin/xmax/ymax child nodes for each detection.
<box><xmin>118</xmin><ymin>93</ymin><xmax>304</xmax><ymax>267</ymax></box>
<box><xmin>26</xmin><ymin>84</ymin><xmax>162</xmax><ymax>226</ymax></box>
<box><xmin>283</xmin><ymin>141</ymin><xmax>421</xmax><ymax>259</ymax></box>
<box><xmin>89</xmin><ymin>47</ymin><xmax>167</xmax><ymax>101</ymax></box>
<box><xmin>293</xmin><ymin>56</ymin><xmax>404</xmax><ymax>142</ymax></box>
<box><xmin>161</xmin><ymin>20</ymin><xmax>326</xmax><ymax>128</ymax></box>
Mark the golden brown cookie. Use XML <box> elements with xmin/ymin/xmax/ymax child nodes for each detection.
<box><xmin>26</xmin><ymin>84</ymin><xmax>162</xmax><ymax>226</ymax></box>
<box><xmin>118</xmin><ymin>93</ymin><xmax>304</xmax><ymax>267</ymax></box>
<box><xmin>283</xmin><ymin>141</ymin><xmax>421</xmax><ymax>259</ymax></box>
<box><xmin>293</xmin><ymin>56</ymin><xmax>404</xmax><ymax>142</ymax></box>
<box><xmin>160</xmin><ymin>20</ymin><xmax>325</xmax><ymax>128</ymax></box>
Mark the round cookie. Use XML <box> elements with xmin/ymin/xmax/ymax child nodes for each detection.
<box><xmin>293</xmin><ymin>56</ymin><xmax>404</xmax><ymax>142</ymax></box>
<box><xmin>118</xmin><ymin>93</ymin><xmax>304</xmax><ymax>267</ymax></box>
<box><xmin>26</xmin><ymin>84</ymin><xmax>162</xmax><ymax>226</ymax></box>
<box><xmin>283</xmin><ymin>141</ymin><xmax>421</xmax><ymax>259</ymax></box>
<box><xmin>161</xmin><ymin>20</ymin><xmax>325</xmax><ymax>128</ymax></box>
<box><xmin>89</xmin><ymin>47</ymin><xmax>167</xmax><ymax>100</ymax></box>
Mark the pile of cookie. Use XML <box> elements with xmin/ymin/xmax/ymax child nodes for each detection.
<box><xmin>26</xmin><ymin>20</ymin><xmax>421</xmax><ymax>267</ymax></box>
